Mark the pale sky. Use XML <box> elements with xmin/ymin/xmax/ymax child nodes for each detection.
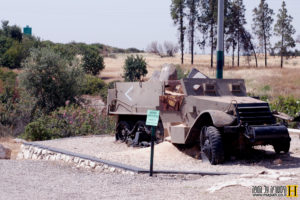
<box><xmin>0</xmin><ymin>0</ymin><xmax>299</xmax><ymax>52</ymax></box>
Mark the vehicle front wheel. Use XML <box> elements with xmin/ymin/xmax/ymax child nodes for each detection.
<box><xmin>200</xmin><ymin>126</ymin><xmax>225</xmax><ymax>165</ymax></box>
<box><xmin>273</xmin><ymin>139</ymin><xmax>290</xmax><ymax>154</ymax></box>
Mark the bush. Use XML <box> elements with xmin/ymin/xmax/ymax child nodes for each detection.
<box><xmin>81</xmin><ymin>74</ymin><xmax>108</xmax><ymax>100</ymax></box>
<box><xmin>82</xmin><ymin>49</ymin><xmax>105</xmax><ymax>75</ymax></box>
<box><xmin>0</xmin><ymin>68</ymin><xmax>36</xmax><ymax>136</ymax></box>
<box><xmin>123</xmin><ymin>55</ymin><xmax>147</xmax><ymax>82</ymax></box>
<box><xmin>20</xmin><ymin>47</ymin><xmax>84</xmax><ymax>113</ymax></box>
<box><xmin>271</xmin><ymin>96</ymin><xmax>300</xmax><ymax>117</ymax></box>
<box><xmin>175</xmin><ymin>64</ymin><xmax>189</xmax><ymax>79</ymax></box>
<box><xmin>22</xmin><ymin>105</ymin><xmax>116</xmax><ymax>141</ymax></box>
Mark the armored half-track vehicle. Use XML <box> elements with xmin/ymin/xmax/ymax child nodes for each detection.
<box><xmin>107</xmin><ymin>73</ymin><xmax>291</xmax><ymax>164</ymax></box>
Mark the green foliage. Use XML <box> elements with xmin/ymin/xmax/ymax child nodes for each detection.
<box><xmin>170</xmin><ymin>0</ymin><xmax>186</xmax><ymax>64</ymax></box>
<box><xmin>252</xmin><ymin>0</ymin><xmax>274</xmax><ymax>66</ymax></box>
<box><xmin>271</xmin><ymin>96</ymin><xmax>300</xmax><ymax>117</ymax></box>
<box><xmin>1</xmin><ymin>41</ymin><xmax>24</xmax><ymax>68</ymax></box>
<box><xmin>0</xmin><ymin>68</ymin><xmax>36</xmax><ymax>136</ymax></box>
<box><xmin>274</xmin><ymin>1</ymin><xmax>296</xmax><ymax>68</ymax></box>
<box><xmin>22</xmin><ymin>105</ymin><xmax>116</xmax><ymax>141</ymax></box>
<box><xmin>123</xmin><ymin>55</ymin><xmax>148</xmax><ymax>82</ymax></box>
<box><xmin>20</xmin><ymin>47</ymin><xmax>84</xmax><ymax>113</ymax></box>
<box><xmin>261</xmin><ymin>85</ymin><xmax>271</xmax><ymax>92</ymax></box>
<box><xmin>82</xmin><ymin>49</ymin><xmax>105</xmax><ymax>75</ymax></box>
<box><xmin>81</xmin><ymin>74</ymin><xmax>108</xmax><ymax>100</ymax></box>
<box><xmin>175</xmin><ymin>65</ymin><xmax>189</xmax><ymax>79</ymax></box>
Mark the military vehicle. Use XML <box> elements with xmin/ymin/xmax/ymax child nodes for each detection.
<box><xmin>107</xmin><ymin>70</ymin><xmax>291</xmax><ymax>165</ymax></box>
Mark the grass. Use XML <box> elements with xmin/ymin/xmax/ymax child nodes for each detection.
<box><xmin>101</xmin><ymin>53</ymin><xmax>300</xmax><ymax>98</ymax></box>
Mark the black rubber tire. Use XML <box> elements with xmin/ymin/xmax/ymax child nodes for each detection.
<box><xmin>273</xmin><ymin>139</ymin><xmax>290</xmax><ymax>154</ymax></box>
<box><xmin>116</xmin><ymin>121</ymin><xmax>130</xmax><ymax>142</ymax></box>
<box><xmin>200</xmin><ymin>126</ymin><xmax>225</xmax><ymax>165</ymax></box>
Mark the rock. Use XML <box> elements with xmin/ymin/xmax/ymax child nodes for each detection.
<box><xmin>159</xmin><ymin>64</ymin><xmax>177</xmax><ymax>82</ymax></box>
<box><xmin>95</xmin><ymin>166</ymin><xmax>103</xmax><ymax>171</ymax></box>
<box><xmin>14</xmin><ymin>138</ymin><xmax>26</xmax><ymax>143</ymax></box>
<box><xmin>0</xmin><ymin>144</ymin><xmax>11</xmax><ymax>159</ymax></box>
<box><xmin>89</xmin><ymin>161</ymin><xmax>96</xmax><ymax>168</ymax></box>
<box><xmin>16</xmin><ymin>152</ymin><xmax>24</xmax><ymax>160</ymax></box>
<box><xmin>109</xmin><ymin>167</ymin><xmax>116</xmax><ymax>172</ymax></box>
<box><xmin>273</xmin><ymin>159</ymin><xmax>283</xmax><ymax>165</ymax></box>
<box><xmin>164</xmin><ymin>136</ymin><xmax>172</xmax><ymax>142</ymax></box>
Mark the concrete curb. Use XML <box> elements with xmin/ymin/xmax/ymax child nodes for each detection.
<box><xmin>18</xmin><ymin>142</ymin><xmax>237</xmax><ymax>176</ymax></box>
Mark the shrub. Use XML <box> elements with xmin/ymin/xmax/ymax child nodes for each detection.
<box><xmin>20</xmin><ymin>47</ymin><xmax>84</xmax><ymax>113</ymax></box>
<box><xmin>81</xmin><ymin>74</ymin><xmax>108</xmax><ymax>100</ymax></box>
<box><xmin>123</xmin><ymin>55</ymin><xmax>147</xmax><ymax>82</ymax></box>
<box><xmin>0</xmin><ymin>68</ymin><xmax>36</xmax><ymax>136</ymax></box>
<box><xmin>22</xmin><ymin>105</ymin><xmax>116</xmax><ymax>141</ymax></box>
<box><xmin>271</xmin><ymin>96</ymin><xmax>300</xmax><ymax>117</ymax></box>
<box><xmin>175</xmin><ymin>65</ymin><xmax>189</xmax><ymax>79</ymax></box>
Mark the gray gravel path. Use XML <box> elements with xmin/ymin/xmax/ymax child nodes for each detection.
<box><xmin>0</xmin><ymin>160</ymin><xmax>270</xmax><ymax>200</ymax></box>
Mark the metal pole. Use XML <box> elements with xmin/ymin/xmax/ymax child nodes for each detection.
<box><xmin>216</xmin><ymin>0</ymin><xmax>224</xmax><ymax>79</ymax></box>
<box><xmin>149</xmin><ymin>126</ymin><xmax>155</xmax><ymax>176</ymax></box>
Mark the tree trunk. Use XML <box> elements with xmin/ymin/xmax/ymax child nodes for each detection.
<box><xmin>180</xmin><ymin>5</ymin><xmax>184</xmax><ymax>65</ymax></box>
<box><xmin>210</xmin><ymin>21</ymin><xmax>214</xmax><ymax>68</ymax></box>
<box><xmin>237</xmin><ymin>34</ymin><xmax>240</xmax><ymax>67</ymax></box>
<box><xmin>191</xmin><ymin>25</ymin><xmax>194</xmax><ymax>65</ymax></box>
<box><xmin>281</xmin><ymin>34</ymin><xmax>284</xmax><ymax>68</ymax></box>
<box><xmin>232</xmin><ymin>44</ymin><xmax>235</xmax><ymax>67</ymax></box>
<box><xmin>264</xmin><ymin>35</ymin><xmax>267</xmax><ymax>67</ymax></box>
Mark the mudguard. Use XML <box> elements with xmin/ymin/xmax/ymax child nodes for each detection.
<box><xmin>185</xmin><ymin>110</ymin><xmax>236</xmax><ymax>144</ymax></box>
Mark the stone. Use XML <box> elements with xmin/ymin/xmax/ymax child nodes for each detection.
<box><xmin>273</xmin><ymin>159</ymin><xmax>283</xmax><ymax>165</ymax></box>
<box><xmin>95</xmin><ymin>166</ymin><xmax>103</xmax><ymax>171</ymax></box>
<box><xmin>14</xmin><ymin>138</ymin><xmax>26</xmax><ymax>143</ymax></box>
<box><xmin>109</xmin><ymin>167</ymin><xmax>116</xmax><ymax>172</ymax></box>
<box><xmin>74</xmin><ymin>157</ymin><xmax>79</xmax><ymax>163</ymax></box>
<box><xmin>16</xmin><ymin>152</ymin><xmax>24</xmax><ymax>160</ymax></box>
<box><xmin>89</xmin><ymin>161</ymin><xmax>96</xmax><ymax>168</ymax></box>
<box><xmin>32</xmin><ymin>154</ymin><xmax>38</xmax><ymax>160</ymax></box>
<box><xmin>41</xmin><ymin>150</ymin><xmax>47</xmax><ymax>155</ymax></box>
<box><xmin>23</xmin><ymin>150</ymin><xmax>30</xmax><ymax>159</ymax></box>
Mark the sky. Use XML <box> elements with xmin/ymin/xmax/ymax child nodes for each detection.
<box><xmin>0</xmin><ymin>0</ymin><xmax>299</xmax><ymax>52</ymax></box>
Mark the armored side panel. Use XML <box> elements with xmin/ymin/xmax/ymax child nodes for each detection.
<box><xmin>108</xmin><ymin>81</ymin><xmax>163</xmax><ymax>115</ymax></box>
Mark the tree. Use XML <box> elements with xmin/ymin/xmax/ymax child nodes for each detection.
<box><xmin>146</xmin><ymin>41</ymin><xmax>161</xmax><ymax>55</ymax></box>
<box><xmin>171</xmin><ymin>0</ymin><xmax>186</xmax><ymax>64</ymax></box>
<box><xmin>253</xmin><ymin>0</ymin><xmax>274</xmax><ymax>67</ymax></box>
<box><xmin>225</xmin><ymin>0</ymin><xmax>247</xmax><ymax>67</ymax></box>
<box><xmin>297</xmin><ymin>35</ymin><xmax>300</xmax><ymax>44</ymax></box>
<box><xmin>21</xmin><ymin>47</ymin><xmax>84</xmax><ymax>113</ymax></box>
<box><xmin>123</xmin><ymin>55</ymin><xmax>147</xmax><ymax>82</ymax></box>
<box><xmin>186</xmin><ymin>0</ymin><xmax>199</xmax><ymax>65</ymax></box>
<box><xmin>240</xmin><ymin>29</ymin><xmax>258</xmax><ymax>67</ymax></box>
<box><xmin>82</xmin><ymin>49</ymin><xmax>105</xmax><ymax>75</ymax></box>
<box><xmin>164</xmin><ymin>41</ymin><xmax>179</xmax><ymax>57</ymax></box>
<box><xmin>198</xmin><ymin>0</ymin><xmax>217</xmax><ymax>68</ymax></box>
<box><xmin>274</xmin><ymin>1</ymin><xmax>296</xmax><ymax>68</ymax></box>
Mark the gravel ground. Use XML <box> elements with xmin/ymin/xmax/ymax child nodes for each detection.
<box><xmin>1</xmin><ymin>160</ymin><xmax>298</xmax><ymax>200</ymax></box>
<box><xmin>37</xmin><ymin>134</ymin><xmax>300</xmax><ymax>174</ymax></box>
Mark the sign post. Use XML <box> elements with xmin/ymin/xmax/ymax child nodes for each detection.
<box><xmin>146</xmin><ymin>110</ymin><xmax>160</xmax><ymax>177</ymax></box>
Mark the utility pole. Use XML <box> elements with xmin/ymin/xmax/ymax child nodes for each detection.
<box><xmin>216</xmin><ymin>0</ymin><xmax>224</xmax><ymax>79</ymax></box>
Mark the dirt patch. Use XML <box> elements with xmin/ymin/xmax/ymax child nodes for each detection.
<box><xmin>36</xmin><ymin>133</ymin><xmax>300</xmax><ymax>174</ymax></box>
<box><xmin>0</xmin><ymin>137</ymin><xmax>21</xmax><ymax>159</ymax></box>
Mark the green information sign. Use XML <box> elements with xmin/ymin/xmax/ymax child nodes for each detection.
<box><xmin>146</xmin><ymin>110</ymin><xmax>160</xmax><ymax>126</ymax></box>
